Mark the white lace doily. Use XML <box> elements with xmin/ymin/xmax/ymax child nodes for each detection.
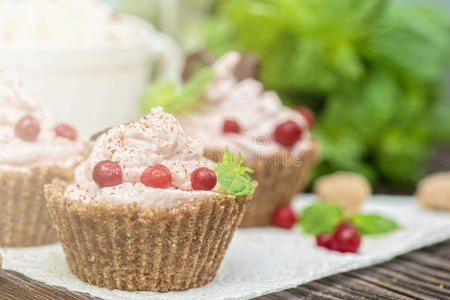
<box><xmin>2</xmin><ymin>195</ymin><xmax>450</xmax><ymax>300</ymax></box>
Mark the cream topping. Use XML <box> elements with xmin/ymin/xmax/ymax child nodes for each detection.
<box><xmin>179</xmin><ymin>52</ymin><xmax>312</xmax><ymax>157</ymax></box>
<box><xmin>0</xmin><ymin>71</ymin><xmax>88</xmax><ymax>169</ymax></box>
<box><xmin>0</xmin><ymin>0</ymin><xmax>148</xmax><ymax>48</ymax></box>
<box><xmin>65</xmin><ymin>107</ymin><xmax>218</xmax><ymax>208</ymax></box>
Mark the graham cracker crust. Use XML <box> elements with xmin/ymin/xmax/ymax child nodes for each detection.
<box><xmin>204</xmin><ymin>140</ymin><xmax>319</xmax><ymax>227</ymax></box>
<box><xmin>0</xmin><ymin>165</ymin><xmax>75</xmax><ymax>247</ymax></box>
<box><xmin>45</xmin><ymin>180</ymin><xmax>254</xmax><ymax>292</ymax></box>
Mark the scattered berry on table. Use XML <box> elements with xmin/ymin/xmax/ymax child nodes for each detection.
<box><xmin>272</xmin><ymin>205</ymin><xmax>297</xmax><ymax>229</ymax></box>
<box><xmin>330</xmin><ymin>221</ymin><xmax>361</xmax><ymax>253</ymax></box>
<box><xmin>316</xmin><ymin>233</ymin><xmax>333</xmax><ymax>249</ymax></box>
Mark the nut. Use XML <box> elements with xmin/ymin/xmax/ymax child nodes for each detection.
<box><xmin>416</xmin><ymin>172</ymin><xmax>450</xmax><ymax>211</ymax></box>
<box><xmin>314</xmin><ymin>172</ymin><xmax>372</xmax><ymax>215</ymax></box>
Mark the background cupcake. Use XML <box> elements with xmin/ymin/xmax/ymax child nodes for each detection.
<box><xmin>45</xmin><ymin>107</ymin><xmax>254</xmax><ymax>291</ymax></box>
<box><xmin>178</xmin><ymin>52</ymin><xmax>318</xmax><ymax>227</ymax></box>
<box><xmin>0</xmin><ymin>72</ymin><xmax>88</xmax><ymax>247</ymax></box>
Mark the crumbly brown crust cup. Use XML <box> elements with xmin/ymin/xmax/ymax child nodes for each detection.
<box><xmin>44</xmin><ymin>180</ymin><xmax>254</xmax><ymax>292</ymax></box>
<box><xmin>204</xmin><ymin>140</ymin><xmax>319</xmax><ymax>227</ymax></box>
<box><xmin>0</xmin><ymin>165</ymin><xmax>75</xmax><ymax>247</ymax></box>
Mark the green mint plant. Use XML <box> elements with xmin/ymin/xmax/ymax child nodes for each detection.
<box><xmin>300</xmin><ymin>201</ymin><xmax>398</xmax><ymax>236</ymax></box>
<box><xmin>214</xmin><ymin>148</ymin><xmax>255</xmax><ymax>196</ymax></box>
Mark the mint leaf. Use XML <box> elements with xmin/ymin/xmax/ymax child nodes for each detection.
<box><xmin>214</xmin><ymin>149</ymin><xmax>254</xmax><ymax>196</ymax></box>
<box><xmin>140</xmin><ymin>80</ymin><xmax>177</xmax><ymax>114</ymax></box>
<box><xmin>299</xmin><ymin>201</ymin><xmax>398</xmax><ymax>236</ymax></box>
<box><xmin>299</xmin><ymin>202</ymin><xmax>344</xmax><ymax>235</ymax></box>
<box><xmin>350</xmin><ymin>214</ymin><xmax>398</xmax><ymax>235</ymax></box>
<box><xmin>141</xmin><ymin>67</ymin><xmax>214</xmax><ymax>114</ymax></box>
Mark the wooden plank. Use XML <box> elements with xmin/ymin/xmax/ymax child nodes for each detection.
<box><xmin>0</xmin><ymin>269</ymin><xmax>98</xmax><ymax>300</ymax></box>
<box><xmin>316</xmin><ymin>274</ymin><xmax>411</xmax><ymax>300</ymax></box>
<box><xmin>394</xmin><ymin>258</ymin><xmax>450</xmax><ymax>281</ymax></box>
<box><xmin>0</xmin><ymin>240</ymin><xmax>448</xmax><ymax>299</ymax></box>
<box><xmin>348</xmin><ymin>266</ymin><xmax>449</xmax><ymax>299</ymax></box>
<box><xmin>258</xmin><ymin>240</ymin><xmax>450</xmax><ymax>300</ymax></box>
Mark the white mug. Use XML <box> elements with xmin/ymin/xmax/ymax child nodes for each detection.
<box><xmin>0</xmin><ymin>15</ymin><xmax>183</xmax><ymax>135</ymax></box>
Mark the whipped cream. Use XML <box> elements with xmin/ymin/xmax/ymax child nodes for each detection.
<box><xmin>65</xmin><ymin>107</ymin><xmax>218</xmax><ymax>209</ymax></box>
<box><xmin>0</xmin><ymin>0</ymin><xmax>149</xmax><ymax>48</ymax></box>
<box><xmin>179</xmin><ymin>52</ymin><xmax>312</xmax><ymax>158</ymax></box>
<box><xmin>0</xmin><ymin>72</ymin><xmax>88</xmax><ymax>169</ymax></box>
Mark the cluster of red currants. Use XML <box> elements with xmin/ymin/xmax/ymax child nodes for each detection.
<box><xmin>92</xmin><ymin>160</ymin><xmax>218</xmax><ymax>191</ymax></box>
<box><xmin>316</xmin><ymin>222</ymin><xmax>361</xmax><ymax>253</ymax></box>
<box><xmin>222</xmin><ymin>106</ymin><xmax>315</xmax><ymax>147</ymax></box>
<box><xmin>15</xmin><ymin>114</ymin><xmax>77</xmax><ymax>141</ymax></box>
<box><xmin>271</xmin><ymin>206</ymin><xmax>361</xmax><ymax>253</ymax></box>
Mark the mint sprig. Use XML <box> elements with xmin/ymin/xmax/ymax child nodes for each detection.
<box><xmin>350</xmin><ymin>214</ymin><xmax>398</xmax><ymax>235</ymax></box>
<box><xmin>299</xmin><ymin>201</ymin><xmax>398</xmax><ymax>236</ymax></box>
<box><xmin>214</xmin><ymin>149</ymin><xmax>255</xmax><ymax>196</ymax></box>
<box><xmin>141</xmin><ymin>67</ymin><xmax>215</xmax><ymax>114</ymax></box>
<box><xmin>299</xmin><ymin>202</ymin><xmax>344</xmax><ymax>235</ymax></box>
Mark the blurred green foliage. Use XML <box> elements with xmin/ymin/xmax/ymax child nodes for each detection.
<box><xmin>202</xmin><ymin>0</ymin><xmax>450</xmax><ymax>186</ymax></box>
<box><xmin>141</xmin><ymin>68</ymin><xmax>214</xmax><ymax>114</ymax></box>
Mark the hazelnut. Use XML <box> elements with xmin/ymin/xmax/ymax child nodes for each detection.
<box><xmin>314</xmin><ymin>172</ymin><xmax>372</xmax><ymax>215</ymax></box>
<box><xmin>416</xmin><ymin>172</ymin><xmax>450</xmax><ymax>211</ymax></box>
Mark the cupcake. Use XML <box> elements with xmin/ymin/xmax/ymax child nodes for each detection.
<box><xmin>44</xmin><ymin>107</ymin><xmax>254</xmax><ymax>292</ymax></box>
<box><xmin>179</xmin><ymin>52</ymin><xmax>318</xmax><ymax>227</ymax></box>
<box><xmin>0</xmin><ymin>72</ymin><xmax>88</xmax><ymax>247</ymax></box>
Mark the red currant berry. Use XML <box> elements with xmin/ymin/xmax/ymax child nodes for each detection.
<box><xmin>316</xmin><ymin>233</ymin><xmax>333</xmax><ymax>249</ymax></box>
<box><xmin>191</xmin><ymin>167</ymin><xmax>217</xmax><ymax>191</ymax></box>
<box><xmin>294</xmin><ymin>106</ymin><xmax>315</xmax><ymax>128</ymax></box>
<box><xmin>335</xmin><ymin>221</ymin><xmax>355</xmax><ymax>232</ymax></box>
<box><xmin>222</xmin><ymin>119</ymin><xmax>241</xmax><ymax>134</ymax></box>
<box><xmin>273</xmin><ymin>120</ymin><xmax>302</xmax><ymax>147</ymax></box>
<box><xmin>55</xmin><ymin>123</ymin><xmax>77</xmax><ymax>141</ymax></box>
<box><xmin>92</xmin><ymin>160</ymin><xmax>123</xmax><ymax>187</ymax></box>
<box><xmin>331</xmin><ymin>221</ymin><xmax>361</xmax><ymax>253</ymax></box>
<box><xmin>14</xmin><ymin>114</ymin><xmax>40</xmax><ymax>141</ymax></box>
<box><xmin>272</xmin><ymin>205</ymin><xmax>296</xmax><ymax>229</ymax></box>
<box><xmin>140</xmin><ymin>164</ymin><xmax>172</xmax><ymax>189</ymax></box>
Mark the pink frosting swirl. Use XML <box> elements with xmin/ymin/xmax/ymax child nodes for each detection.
<box><xmin>179</xmin><ymin>52</ymin><xmax>312</xmax><ymax>157</ymax></box>
<box><xmin>0</xmin><ymin>72</ymin><xmax>88</xmax><ymax>169</ymax></box>
<box><xmin>66</xmin><ymin>107</ymin><xmax>217</xmax><ymax>208</ymax></box>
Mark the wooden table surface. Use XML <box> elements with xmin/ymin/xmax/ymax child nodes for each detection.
<box><xmin>0</xmin><ymin>239</ymin><xmax>449</xmax><ymax>300</ymax></box>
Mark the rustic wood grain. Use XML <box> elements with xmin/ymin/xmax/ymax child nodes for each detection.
<box><xmin>0</xmin><ymin>269</ymin><xmax>100</xmax><ymax>300</ymax></box>
<box><xmin>0</xmin><ymin>240</ymin><xmax>448</xmax><ymax>299</ymax></box>
<box><xmin>258</xmin><ymin>239</ymin><xmax>450</xmax><ymax>300</ymax></box>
